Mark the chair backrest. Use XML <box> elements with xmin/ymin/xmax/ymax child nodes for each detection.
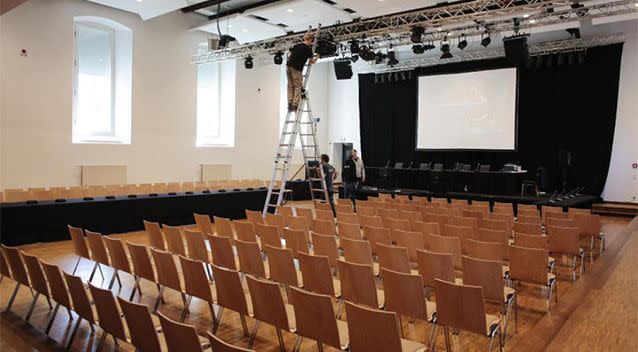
<box><xmin>341</xmin><ymin>237</ymin><xmax>374</xmax><ymax>267</ymax></box>
<box><xmin>235</xmin><ymin>239</ymin><xmax>266</xmax><ymax>278</ymax></box>
<box><xmin>376</xmin><ymin>243</ymin><xmax>411</xmax><ymax>274</ymax></box>
<box><xmin>335</xmin><ymin>203</ymin><xmax>354</xmax><ymax>214</ymax></box>
<box><xmin>0</xmin><ymin>251</ymin><xmax>10</xmax><ymax>278</ymax></box>
<box><xmin>337</xmin><ymin>259</ymin><xmax>379</xmax><ymax>308</ymax></box>
<box><xmin>246</xmin><ymin>275</ymin><xmax>291</xmax><ymax>330</ymax></box>
<box><xmin>311</xmin><ymin>232</ymin><xmax>340</xmax><ymax>268</ymax></box>
<box><xmin>103</xmin><ymin>236</ymin><xmax>132</xmax><ymax>273</ymax></box>
<box><xmin>277</xmin><ymin>206</ymin><xmax>294</xmax><ymax>217</ymax></box>
<box><xmin>381</xmin><ymin>268</ymin><xmax>428</xmax><ymax>321</ymax></box>
<box><xmin>518</xmin><ymin>204</ymin><xmax>539</xmax><ymax>213</ymax></box>
<box><xmin>214</xmin><ymin>216</ymin><xmax>235</xmax><ymax>238</ymax></box>
<box><xmin>295</xmin><ymin>207</ymin><xmax>314</xmax><ymax>224</ymax></box>
<box><xmin>67</xmin><ymin>225</ymin><xmax>90</xmax><ymax>258</ymax></box>
<box><xmin>63</xmin><ymin>272</ymin><xmax>94</xmax><ymax>323</ymax></box>
<box><xmin>255</xmin><ymin>223</ymin><xmax>282</xmax><ymax>249</ymax></box>
<box><xmin>356</xmin><ymin>205</ymin><xmax>376</xmax><ymax>216</ymax></box>
<box><xmin>416</xmin><ymin>249</ymin><xmax>455</xmax><ymax>290</ymax></box>
<box><xmin>289</xmin><ymin>287</ymin><xmax>344</xmax><ymax>350</ymax></box>
<box><xmin>414</xmin><ymin>221</ymin><xmax>441</xmax><ymax>236</ymax></box>
<box><xmin>118</xmin><ymin>297</ymin><xmax>162</xmax><ymax>352</ymax></box>
<box><xmin>362</xmin><ymin>226</ymin><xmax>392</xmax><ymax>256</ymax></box>
<box><xmin>183</xmin><ymin>229</ymin><xmax>210</xmax><ymax>263</ymax></box>
<box><xmin>89</xmin><ymin>283</ymin><xmax>127</xmax><ymax>341</ymax></box>
<box><xmin>41</xmin><ymin>262</ymin><xmax>71</xmax><ymax>308</ymax></box>
<box><xmin>283</xmin><ymin>228</ymin><xmax>309</xmax><ymax>258</ymax></box>
<box><xmin>337</xmin><ymin>212</ymin><xmax>359</xmax><ymax>225</ymax></box>
<box><xmin>449</xmin><ymin>216</ymin><xmax>478</xmax><ymax>231</ymax></box>
<box><xmin>194</xmin><ymin>213</ymin><xmax>214</xmax><ymax>236</ymax></box>
<box><xmin>298</xmin><ymin>252</ymin><xmax>336</xmax><ymax>297</ymax></box>
<box><xmin>163</xmin><ymin>225</ymin><xmax>187</xmax><ymax>256</ymax></box>
<box><xmin>462</xmin><ymin>239</ymin><xmax>503</xmax><ymax>262</ymax></box>
<box><xmin>377</xmin><ymin>208</ymin><xmax>399</xmax><ymax>220</ymax></box>
<box><xmin>427</xmin><ymin>234</ymin><xmax>462</xmax><ymax>269</ymax></box>
<box><xmin>264</xmin><ymin>245</ymin><xmax>299</xmax><ymax>287</ymax></box>
<box><xmin>509</xmin><ymin>245</ymin><xmax>549</xmax><ymax>285</ymax></box>
<box><xmin>233</xmin><ymin>221</ymin><xmax>257</xmax><ymax>242</ymax></box>
<box><xmin>338</xmin><ymin>222</ymin><xmax>362</xmax><ymax>240</ymax></box>
<box><xmin>345</xmin><ymin>301</ymin><xmax>403</xmax><ymax>352</ymax></box>
<box><xmin>517</xmin><ymin>214</ymin><xmax>541</xmax><ymax>224</ymax></box>
<box><xmin>478</xmin><ymin>218</ymin><xmax>508</xmax><ymax>234</ymax></box>
<box><xmin>547</xmin><ymin>226</ymin><xmax>581</xmax><ymax>255</ymax></box>
<box><xmin>571</xmin><ymin>213</ymin><xmax>601</xmax><ymax>237</ymax></box>
<box><xmin>1</xmin><ymin>245</ymin><xmax>29</xmax><ymax>286</ymax></box>
<box><xmin>179</xmin><ymin>255</ymin><xmax>214</xmax><ymax>303</ymax></box>
<box><xmin>286</xmin><ymin>216</ymin><xmax>311</xmax><ymax>242</ymax></box>
<box><xmin>385</xmin><ymin>218</ymin><xmax>411</xmax><ymax>235</ymax></box>
<box><xmin>158</xmin><ymin>311</ymin><xmax>205</xmax><ymax>352</ymax></box>
<box><xmin>144</xmin><ymin>220</ymin><xmax>166</xmax><ymax>250</ymax></box>
<box><xmin>211</xmin><ymin>264</ymin><xmax>249</xmax><ymax>315</ymax></box>
<box><xmin>207</xmin><ymin>234</ymin><xmax>237</xmax><ymax>270</ymax></box>
<box><xmin>126</xmin><ymin>241</ymin><xmax>156</xmax><ymax>282</ymax></box>
<box><xmin>443</xmin><ymin>224</ymin><xmax>476</xmax><ymax>241</ymax></box>
<box><xmin>245</xmin><ymin>209</ymin><xmax>265</xmax><ymax>225</ymax></box>
<box><xmin>208</xmin><ymin>332</ymin><xmax>255</xmax><ymax>352</ymax></box>
<box><xmin>462</xmin><ymin>256</ymin><xmax>504</xmax><ymax>303</ymax></box>
<box><xmin>265</xmin><ymin>213</ymin><xmax>286</xmax><ymax>234</ymax></box>
<box><xmin>434</xmin><ymin>279</ymin><xmax>488</xmax><ymax>336</ymax></box>
<box><xmin>151</xmin><ymin>248</ymin><xmax>183</xmax><ymax>292</ymax></box>
<box><xmin>22</xmin><ymin>253</ymin><xmax>49</xmax><ymax>297</ymax></box>
<box><xmin>358</xmin><ymin>215</ymin><xmax>384</xmax><ymax>228</ymax></box>
<box><xmin>85</xmin><ymin>231</ymin><xmax>110</xmax><ymax>266</ymax></box>
<box><xmin>475</xmin><ymin>228</ymin><xmax>509</xmax><ymax>260</ymax></box>
<box><xmin>514</xmin><ymin>221</ymin><xmax>543</xmax><ymax>236</ymax></box>
<box><xmin>391</xmin><ymin>229</ymin><xmax>425</xmax><ymax>262</ymax></box>
<box><xmin>546</xmin><ymin>217</ymin><xmax>576</xmax><ymax>228</ymax></box>
<box><xmin>312</xmin><ymin>219</ymin><xmax>336</xmax><ymax>236</ymax></box>
<box><xmin>315</xmin><ymin>209</ymin><xmax>335</xmax><ymax>221</ymax></box>
<box><xmin>514</xmin><ymin>233</ymin><xmax>548</xmax><ymax>250</ymax></box>
<box><xmin>421</xmin><ymin>212</ymin><xmax>449</xmax><ymax>228</ymax></box>
<box><xmin>463</xmin><ymin>209</ymin><xmax>485</xmax><ymax>220</ymax></box>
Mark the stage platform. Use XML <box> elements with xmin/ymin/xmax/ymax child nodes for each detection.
<box><xmin>592</xmin><ymin>202</ymin><xmax>638</xmax><ymax>217</ymax></box>
<box><xmin>0</xmin><ymin>188</ymin><xmax>267</xmax><ymax>246</ymax></box>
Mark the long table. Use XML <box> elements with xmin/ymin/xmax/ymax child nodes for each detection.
<box><xmin>0</xmin><ymin>188</ymin><xmax>267</xmax><ymax>246</ymax></box>
<box><xmin>365</xmin><ymin>167</ymin><xmax>528</xmax><ymax>195</ymax></box>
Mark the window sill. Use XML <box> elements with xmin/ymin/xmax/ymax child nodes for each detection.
<box><xmin>72</xmin><ymin>138</ymin><xmax>130</xmax><ymax>145</ymax></box>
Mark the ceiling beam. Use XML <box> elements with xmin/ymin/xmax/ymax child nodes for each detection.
<box><xmin>207</xmin><ymin>0</ymin><xmax>284</xmax><ymax>20</ymax></box>
<box><xmin>181</xmin><ymin>0</ymin><xmax>231</xmax><ymax>13</ymax></box>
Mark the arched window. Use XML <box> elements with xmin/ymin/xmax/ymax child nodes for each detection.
<box><xmin>72</xmin><ymin>16</ymin><xmax>132</xmax><ymax>144</ymax></box>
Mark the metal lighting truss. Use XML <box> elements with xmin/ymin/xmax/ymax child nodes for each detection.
<box><xmin>357</xmin><ymin>34</ymin><xmax>625</xmax><ymax>74</ymax></box>
<box><xmin>192</xmin><ymin>0</ymin><xmax>637</xmax><ymax>63</ymax></box>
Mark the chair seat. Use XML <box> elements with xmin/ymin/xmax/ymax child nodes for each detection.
<box><xmin>547</xmin><ymin>273</ymin><xmax>556</xmax><ymax>285</ymax></box>
<box><xmin>336</xmin><ymin>319</ymin><xmax>350</xmax><ymax>350</ymax></box>
<box><xmin>425</xmin><ymin>300</ymin><xmax>437</xmax><ymax>322</ymax></box>
<box><xmin>333</xmin><ymin>278</ymin><xmax>342</xmax><ymax>298</ymax></box>
<box><xmin>502</xmin><ymin>265</ymin><xmax>509</xmax><ymax>278</ymax></box>
<box><xmin>503</xmin><ymin>286</ymin><xmax>516</xmax><ymax>303</ymax></box>
<box><xmin>373</xmin><ymin>262</ymin><xmax>380</xmax><ymax>277</ymax></box>
<box><xmin>376</xmin><ymin>289</ymin><xmax>385</xmax><ymax>309</ymax></box>
<box><xmin>284</xmin><ymin>303</ymin><xmax>297</xmax><ymax>332</ymax></box>
<box><xmin>485</xmin><ymin>314</ymin><xmax>501</xmax><ymax>335</ymax></box>
<box><xmin>400</xmin><ymin>337</ymin><xmax>427</xmax><ymax>352</ymax></box>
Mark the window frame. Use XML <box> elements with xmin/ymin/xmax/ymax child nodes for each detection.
<box><xmin>196</xmin><ymin>60</ymin><xmax>236</xmax><ymax>147</ymax></box>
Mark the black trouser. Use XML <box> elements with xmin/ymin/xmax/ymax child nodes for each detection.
<box><xmin>344</xmin><ymin>182</ymin><xmax>357</xmax><ymax>207</ymax></box>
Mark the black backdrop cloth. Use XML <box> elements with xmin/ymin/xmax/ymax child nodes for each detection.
<box><xmin>358</xmin><ymin>44</ymin><xmax>623</xmax><ymax>196</ymax></box>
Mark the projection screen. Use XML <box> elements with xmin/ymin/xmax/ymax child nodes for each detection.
<box><xmin>416</xmin><ymin>67</ymin><xmax>518</xmax><ymax>150</ymax></box>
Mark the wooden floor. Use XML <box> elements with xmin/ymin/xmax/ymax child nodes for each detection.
<box><xmin>0</xmin><ymin>205</ymin><xmax>636</xmax><ymax>351</ymax></box>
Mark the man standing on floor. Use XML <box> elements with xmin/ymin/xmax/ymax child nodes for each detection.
<box><xmin>342</xmin><ymin>153</ymin><xmax>358</xmax><ymax>208</ymax></box>
<box><xmin>320</xmin><ymin>154</ymin><xmax>337</xmax><ymax>215</ymax></box>
<box><xmin>286</xmin><ymin>32</ymin><xmax>319</xmax><ymax>112</ymax></box>
<box><xmin>351</xmin><ymin>149</ymin><xmax>366</xmax><ymax>185</ymax></box>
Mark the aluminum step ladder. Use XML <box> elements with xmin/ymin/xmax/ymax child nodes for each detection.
<box><xmin>263</xmin><ymin>26</ymin><xmax>330</xmax><ymax>216</ymax></box>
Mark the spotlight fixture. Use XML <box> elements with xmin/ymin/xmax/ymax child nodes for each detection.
<box><xmin>411</xmin><ymin>26</ymin><xmax>425</xmax><ymax>43</ymax></box>
<box><xmin>481</xmin><ymin>33</ymin><xmax>491</xmax><ymax>47</ymax></box>
<box><xmin>387</xmin><ymin>51</ymin><xmax>399</xmax><ymax>66</ymax></box>
<box><xmin>244</xmin><ymin>56</ymin><xmax>253</xmax><ymax>69</ymax></box>
<box><xmin>458</xmin><ymin>34</ymin><xmax>468</xmax><ymax>50</ymax></box>
<box><xmin>219</xmin><ymin>34</ymin><xmax>236</xmax><ymax>49</ymax></box>
<box><xmin>440</xmin><ymin>42</ymin><xmax>453</xmax><ymax>59</ymax></box>
<box><xmin>350</xmin><ymin>54</ymin><xmax>359</xmax><ymax>63</ymax></box>
<box><xmin>374</xmin><ymin>51</ymin><xmax>387</xmax><ymax>64</ymax></box>
<box><xmin>349</xmin><ymin>39</ymin><xmax>360</xmax><ymax>54</ymax></box>
<box><xmin>412</xmin><ymin>45</ymin><xmax>425</xmax><ymax>54</ymax></box>
<box><xmin>566</xmin><ymin>28</ymin><xmax>581</xmax><ymax>39</ymax></box>
<box><xmin>571</xmin><ymin>2</ymin><xmax>588</xmax><ymax>17</ymax></box>
<box><xmin>423</xmin><ymin>42</ymin><xmax>436</xmax><ymax>51</ymax></box>
<box><xmin>273</xmin><ymin>51</ymin><xmax>283</xmax><ymax>65</ymax></box>
<box><xmin>359</xmin><ymin>45</ymin><xmax>376</xmax><ymax>61</ymax></box>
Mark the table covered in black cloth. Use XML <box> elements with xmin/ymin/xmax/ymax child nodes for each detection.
<box><xmin>365</xmin><ymin>167</ymin><xmax>528</xmax><ymax>195</ymax></box>
<box><xmin>0</xmin><ymin>189</ymin><xmax>267</xmax><ymax>246</ymax></box>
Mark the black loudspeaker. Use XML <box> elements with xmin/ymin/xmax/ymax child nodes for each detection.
<box><xmin>503</xmin><ymin>35</ymin><xmax>529</xmax><ymax>66</ymax></box>
<box><xmin>333</xmin><ymin>59</ymin><xmax>353</xmax><ymax>80</ymax></box>
<box><xmin>559</xmin><ymin>150</ymin><xmax>572</xmax><ymax>167</ymax></box>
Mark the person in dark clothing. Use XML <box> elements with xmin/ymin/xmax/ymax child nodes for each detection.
<box><xmin>342</xmin><ymin>154</ymin><xmax>357</xmax><ymax>207</ymax></box>
<box><xmin>286</xmin><ymin>32</ymin><xmax>319</xmax><ymax>112</ymax></box>
<box><xmin>320</xmin><ymin>154</ymin><xmax>337</xmax><ymax>215</ymax></box>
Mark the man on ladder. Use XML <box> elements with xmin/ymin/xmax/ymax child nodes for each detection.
<box><xmin>286</xmin><ymin>32</ymin><xmax>320</xmax><ymax>111</ymax></box>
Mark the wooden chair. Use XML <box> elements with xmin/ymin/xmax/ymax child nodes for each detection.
<box><xmin>312</xmin><ymin>218</ymin><xmax>337</xmax><ymax>236</ymax></box>
<box><xmin>464</xmin><ymin>209</ymin><xmax>485</xmax><ymax>220</ymax></box>
<box><xmin>102</xmin><ymin>236</ymin><xmax>132</xmax><ymax>290</ymax></box>
<box><xmin>158</xmin><ymin>311</ymin><xmax>210</xmax><ymax>352</ymax></box>
<box><xmin>315</xmin><ymin>209</ymin><xmax>335</xmax><ymax>221</ymax></box>
<box><xmin>163</xmin><ymin>225</ymin><xmax>187</xmax><ymax>256</ymax></box>
<box><xmin>345</xmin><ymin>301</ymin><xmax>427</xmax><ymax>352</ymax></box>
<box><xmin>126</xmin><ymin>241</ymin><xmax>160</xmax><ymax>301</ymax></box>
<box><xmin>255</xmin><ymin>223</ymin><xmax>282</xmax><ymax>249</ymax></box>
<box><xmin>0</xmin><ymin>251</ymin><xmax>10</xmax><ymax>284</ymax></box>
<box><xmin>85</xmin><ymin>230</ymin><xmax>117</xmax><ymax>285</ymax></box>
<box><xmin>208</xmin><ymin>332</ymin><xmax>254</xmax><ymax>352</ymax></box>
<box><xmin>235</xmin><ymin>239</ymin><xmax>268</xmax><ymax>279</ymax></box>
<box><xmin>381</xmin><ymin>268</ymin><xmax>437</xmax><ymax>350</ymax></box>
<box><xmin>183</xmin><ymin>229</ymin><xmax>213</xmax><ymax>280</ymax></box>
<box><xmin>358</xmin><ymin>215</ymin><xmax>384</xmax><ymax>228</ymax></box>
<box><xmin>118</xmin><ymin>297</ymin><xmax>163</xmax><ymax>352</ymax></box>
<box><xmin>376</xmin><ymin>243</ymin><xmax>413</xmax><ymax>275</ymax></box>
<box><xmin>513</xmin><ymin>222</ymin><xmax>543</xmax><ymax>236</ymax></box>
<box><xmin>571</xmin><ymin>213</ymin><xmax>604</xmax><ymax>260</ymax></box>
<box><xmin>443</xmin><ymin>224</ymin><xmax>476</xmax><ymax>241</ymax></box>
<box><xmin>335</xmin><ymin>203</ymin><xmax>354</xmax><ymax>214</ymax></box>
<box><xmin>22</xmin><ymin>254</ymin><xmax>53</xmax><ymax>323</ymax></box>
<box><xmin>1</xmin><ymin>245</ymin><xmax>31</xmax><ymax>314</ymax></box>
<box><xmin>277</xmin><ymin>206</ymin><xmax>294</xmax><ymax>217</ymax></box>
<box><xmin>413</xmin><ymin>221</ymin><xmax>441</xmax><ymax>236</ymax></box>
<box><xmin>449</xmin><ymin>216</ymin><xmax>478</xmax><ymax>232</ymax></box>
<box><xmin>341</xmin><ymin>237</ymin><xmax>379</xmax><ymax>276</ymax></box>
<box><xmin>427</xmin><ymin>234</ymin><xmax>462</xmax><ymax>270</ymax></box>
<box><xmin>88</xmin><ymin>283</ymin><xmax>129</xmax><ymax>350</ymax></box>
<box><xmin>377</xmin><ymin>208</ymin><xmax>399</xmax><ymax>220</ymax></box>
<box><xmin>462</xmin><ymin>239</ymin><xmax>504</xmax><ymax>262</ymax></box>
<box><xmin>421</xmin><ymin>213</ymin><xmax>449</xmax><ymax>228</ymax></box>
<box><xmin>546</xmin><ymin>217</ymin><xmax>576</xmax><ymax>228</ymax></box>
<box><xmin>355</xmin><ymin>205</ymin><xmax>376</xmax><ymax>216</ymax></box>
<box><xmin>386</xmin><ymin>218</ymin><xmax>411</xmax><ymax>235</ymax></box>
<box><xmin>316</xmin><ymin>201</ymin><xmax>334</xmax><ymax>212</ymax></box>
<box><xmin>289</xmin><ymin>286</ymin><xmax>349</xmax><ymax>351</ymax></box>
<box><xmin>546</xmin><ymin>225</ymin><xmax>585</xmax><ymax>281</ymax></box>
<box><xmin>338</xmin><ymin>222</ymin><xmax>362</xmax><ymax>240</ymax></box>
<box><xmin>476</xmin><ymin>228</ymin><xmax>509</xmax><ymax>261</ymax></box>
<box><xmin>63</xmin><ymin>272</ymin><xmax>96</xmax><ymax>349</ymax></box>
<box><xmin>210</xmin><ymin>264</ymin><xmax>252</xmax><ymax>336</ymax></box>
<box><xmin>286</xmin><ymin>216</ymin><xmax>311</xmax><ymax>243</ymax></box>
<box><xmin>298</xmin><ymin>252</ymin><xmax>341</xmax><ymax>298</ymax></box>
<box><xmin>67</xmin><ymin>225</ymin><xmax>94</xmax><ymax>276</ymax></box>
<box><xmin>214</xmin><ymin>216</ymin><xmax>235</xmax><ymax>238</ymax></box>
<box><xmin>517</xmin><ymin>213</ymin><xmax>541</xmax><ymax>223</ymax></box>
<box><xmin>179</xmin><ymin>255</ymin><xmax>217</xmax><ymax>325</ymax></box>
<box><xmin>479</xmin><ymin>218</ymin><xmax>509</xmax><ymax>234</ymax></box>
<box><xmin>517</xmin><ymin>203</ymin><xmax>539</xmax><ymax>213</ymax></box>
<box><xmin>391</xmin><ymin>229</ymin><xmax>425</xmax><ymax>263</ymax></box>
<box><xmin>362</xmin><ymin>226</ymin><xmax>392</xmax><ymax>256</ymax></box>
<box><xmin>295</xmin><ymin>207</ymin><xmax>314</xmax><ymax>224</ymax></box>
<box><xmin>144</xmin><ymin>220</ymin><xmax>167</xmax><ymax>250</ymax></box>
<box><xmin>264</xmin><ymin>245</ymin><xmax>302</xmax><ymax>288</ymax></box>
<box><xmin>194</xmin><ymin>213</ymin><xmax>214</xmax><ymax>236</ymax></box>
<box><xmin>337</xmin><ymin>259</ymin><xmax>383</xmax><ymax>310</ymax></box>
<box><xmin>509</xmin><ymin>245</ymin><xmax>557</xmax><ymax>311</ymax></box>
<box><xmin>266</xmin><ymin>213</ymin><xmax>287</xmax><ymax>235</ymax></box>
<box><xmin>416</xmin><ymin>249</ymin><xmax>458</xmax><ymax>293</ymax></box>
<box><xmin>208</xmin><ymin>234</ymin><xmax>238</xmax><ymax>271</ymax></box>
<box><xmin>336</xmin><ymin>212</ymin><xmax>359</xmax><ymax>225</ymax></box>
<box><xmin>312</xmin><ymin>232</ymin><xmax>341</xmax><ymax>269</ymax></box>
<box><xmin>151</xmin><ymin>248</ymin><xmax>189</xmax><ymax>313</ymax></box>
<box><xmin>234</xmin><ymin>221</ymin><xmax>258</xmax><ymax>243</ymax></box>
<box><xmin>246</xmin><ymin>275</ymin><xmax>296</xmax><ymax>349</ymax></box>
<box><xmin>434</xmin><ymin>279</ymin><xmax>502</xmax><ymax>352</ymax></box>
<box><xmin>245</xmin><ymin>209</ymin><xmax>265</xmax><ymax>225</ymax></box>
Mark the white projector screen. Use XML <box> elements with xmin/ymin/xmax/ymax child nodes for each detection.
<box><xmin>416</xmin><ymin>68</ymin><xmax>518</xmax><ymax>150</ymax></box>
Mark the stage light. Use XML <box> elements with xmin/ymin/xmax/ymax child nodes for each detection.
<box><xmin>412</xmin><ymin>45</ymin><xmax>425</xmax><ymax>54</ymax></box>
<box><xmin>571</xmin><ymin>2</ymin><xmax>588</xmax><ymax>16</ymax></box>
<box><xmin>273</xmin><ymin>51</ymin><xmax>283</xmax><ymax>65</ymax></box>
<box><xmin>481</xmin><ymin>34</ymin><xmax>491</xmax><ymax>47</ymax></box>
<box><xmin>219</xmin><ymin>34</ymin><xmax>235</xmax><ymax>49</ymax></box>
<box><xmin>458</xmin><ymin>35</ymin><xmax>468</xmax><ymax>50</ymax></box>
<box><xmin>374</xmin><ymin>51</ymin><xmax>386</xmax><ymax>64</ymax></box>
<box><xmin>350</xmin><ymin>54</ymin><xmax>359</xmax><ymax>63</ymax></box>
<box><xmin>566</xmin><ymin>28</ymin><xmax>581</xmax><ymax>39</ymax></box>
<box><xmin>387</xmin><ymin>51</ymin><xmax>398</xmax><ymax>66</ymax></box>
<box><xmin>349</xmin><ymin>39</ymin><xmax>360</xmax><ymax>54</ymax></box>
<box><xmin>411</xmin><ymin>26</ymin><xmax>425</xmax><ymax>43</ymax></box>
<box><xmin>440</xmin><ymin>42</ymin><xmax>452</xmax><ymax>59</ymax></box>
<box><xmin>359</xmin><ymin>45</ymin><xmax>376</xmax><ymax>61</ymax></box>
<box><xmin>423</xmin><ymin>42</ymin><xmax>436</xmax><ymax>51</ymax></box>
<box><xmin>244</xmin><ymin>56</ymin><xmax>253</xmax><ymax>69</ymax></box>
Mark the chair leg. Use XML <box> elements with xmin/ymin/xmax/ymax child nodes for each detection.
<box><xmin>590</xmin><ymin>235</ymin><xmax>595</xmax><ymax>263</ymax></box>
<box><xmin>335</xmin><ymin>298</ymin><xmax>344</xmax><ymax>319</ymax></box>
<box><xmin>180</xmin><ymin>295</ymin><xmax>193</xmax><ymax>322</ymax></box>
<box><xmin>25</xmin><ymin>292</ymin><xmax>40</xmax><ymax>322</ymax></box>
<box><xmin>239</xmin><ymin>313</ymin><xmax>249</xmax><ymax>337</ymax></box>
<box><xmin>514</xmin><ymin>294</ymin><xmax>519</xmax><ymax>333</ymax></box>
<box><xmin>292</xmin><ymin>335</ymin><xmax>302</xmax><ymax>352</ymax></box>
<box><xmin>153</xmin><ymin>286</ymin><xmax>165</xmax><ymax>313</ymax></box>
<box><xmin>97</xmin><ymin>263</ymin><xmax>105</xmax><ymax>281</ymax></box>
<box><xmin>66</xmin><ymin>317</ymin><xmax>83</xmax><ymax>349</ymax></box>
<box><xmin>208</xmin><ymin>303</ymin><xmax>217</xmax><ymax>331</ymax></box>
<box><xmin>427</xmin><ymin>321</ymin><xmax>438</xmax><ymax>352</ymax></box>
<box><xmin>443</xmin><ymin>326</ymin><xmax>452</xmax><ymax>352</ymax></box>
<box><xmin>72</xmin><ymin>256</ymin><xmax>82</xmax><ymax>275</ymax></box>
<box><xmin>571</xmin><ymin>256</ymin><xmax>577</xmax><ymax>282</ymax></box>
<box><xmin>45</xmin><ymin>303</ymin><xmax>60</xmax><ymax>334</ymax></box>
<box><xmin>108</xmin><ymin>269</ymin><xmax>119</xmax><ymax>290</ymax></box>
<box><xmin>276</xmin><ymin>328</ymin><xmax>286</xmax><ymax>352</ymax></box>
<box><xmin>600</xmin><ymin>233</ymin><xmax>605</xmax><ymax>253</ymax></box>
<box><xmin>97</xmin><ymin>331</ymin><xmax>108</xmax><ymax>352</ymax></box>
<box><xmin>248</xmin><ymin>320</ymin><xmax>260</xmax><ymax>348</ymax></box>
<box><xmin>205</xmin><ymin>263</ymin><xmax>214</xmax><ymax>282</ymax></box>
<box><xmin>213</xmin><ymin>307</ymin><xmax>224</xmax><ymax>334</ymax></box>
<box><xmin>129</xmin><ymin>276</ymin><xmax>141</xmax><ymax>301</ymax></box>
<box><xmin>580</xmin><ymin>251</ymin><xmax>586</xmax><ymax>276</ymax></box>
<box><xmin>317</xmin><ymin>341</ymin><xmax>324</xmax><ymax>352</ymax></box>
<box><xmin>46</xmin><ymin>295</ymin><xmax>53</xmax><ymax>309</ymax></box>
<box><xmin>88</xmin><ymin>262</ymin><xmax>99</xmax><ymax>283</ymax></box>
<box><xmin>5</xmin><ymin>282</ymin><xmax>21</xmax><ymax>312</ymax></box>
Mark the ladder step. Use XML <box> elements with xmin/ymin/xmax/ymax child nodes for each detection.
<box><xmin>311</xmin><ymin>188</ymin><xmax>326</xmax><ymax>192</ymax></box>
<box><xmin>308</xmin><ymin>178</ymin><xmax>322</xmax><ymax>181</ymax></box>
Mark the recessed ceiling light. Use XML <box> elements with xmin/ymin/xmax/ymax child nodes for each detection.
<box><xmin>530</xmin><ymin>19</ymin><xmax>537</xmax><ymax>24</ymax></box>
<box><xmin>523</xmin><ymin>14</ymin><xmax>530</xmax><ymax>18</ymax></box>
<box><xmin>242</xmin><ymin>29</ymin><xmax>248</xmax><ymax>33</ymax></box>
<box><xmin>136</xmin><ymin>0</ymin><xmax>143</xmax><ymax>2</ymax></box>
<box><xmin>228</xmin><ymin>24</ymin><xmax>233</xmax><ymax>28</ymax></box>
<box><xmin>287</xmin><ymin>8</ymin><xmax>293</xmax><ymax>13</ymax></box>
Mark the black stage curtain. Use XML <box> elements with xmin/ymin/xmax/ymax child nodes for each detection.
<box><xmin>359</xmin><ymin>44</ymin><xmax>623</xmax><ymax>195</ymax></box>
